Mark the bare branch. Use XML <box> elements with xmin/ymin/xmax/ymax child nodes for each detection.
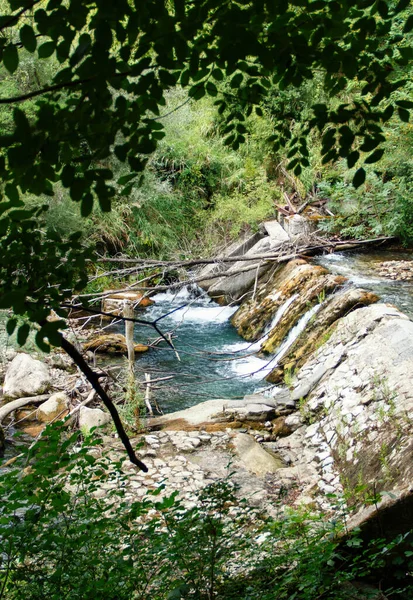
<box><xmin>59</xmin><ymin>334</ymin><xmax>148</xmax><ymax>472</ymax></box>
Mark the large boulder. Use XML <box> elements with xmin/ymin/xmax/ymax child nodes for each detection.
<box><xmin>266</xmin><ymin>287</ymin><xmax>379</xmax><ymax>383</ymax></box>
<box><xmin>287</xmin><ymin>304</ymin><xmax>413</xmax><ymax>526</ymax></box>
<box><xmin>207</xmin><ymin>237</ymin><xmax>284</xmax><ymax>303</ymax></box>
<box><xmin>198</xmin><ymin>231</ymin><xmax>264</xmax><ymax>290</ymax></box>
<box><xmin>36</xmin><ymin>392</ymin><xmax>69</xmax><ymax>423</ymax></box>
<box><xmin>3</xmin><ymin>354</ymin><xmax>51</xmax><ymax>399</ymax></box>
<box><xmin>231</xmin><ymin>258</ymin><xmax>346</xmax><ymax>347</ymax></box>
<box><xmin>232</xmin><ymin>433</ymin><xmax>284</xmax><ymax>475</ymax></box>
<box><xmin>282</xmin><ymin>214</ymin><xmax>318</xmax><ymax>239</ymax></box>
<box><xmin>148</xmin><ymin>389</ymin><xmax>295</xmax><ymax>431</ymax></box>
<box><xmin>79</xmin><ymin>407</ymin><xmax>111</xmax><ymax>432</ymax></box>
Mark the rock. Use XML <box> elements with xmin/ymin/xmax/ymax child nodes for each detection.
<box><xmin>198</xmin><ymin>231</ymin><xmax>264</xmax><ymax>290</ymax></box>
<box><xmin>79</xmin><ymin>407</ymin><xmax>111</xmax><ymax>432</ymax></box>
<box><xmin>148</xmin><ymin>399</ymin><xmax>236</xmax><ymax>429</ymax></box>
<box><xmin>263</xmin><ymin>220</ymin><xmax>290</xmax><ymax>243</ymax></box>
<box><xmin>83</xmin><ymin>333</ymin><xmax>148</xmax><ymax>355</ymax></box>
<box><xmin>269</xmin><ymin>288</ymin><xmax>378</xmax><ymax>384</ymax></box>
<box><xmin>3</xmin><ymin>354</ymin><xmax>51</xmax><ymax>399</ymax></box>
<box><xmin>47</xmin><ymin>353</ymin><xmax>74</xmax><ymax>371</ymax></box>
<box><xmin>376</xmin><ymin>260</ymin><xmax>413</xmax><ymax>281</ymax></box>
<box><xmin>294</xmin><ymin>304</ymin><xmax>413</xmax><ymax>513</ymax></box>
<box><xmin>36</xmin><ymin>392</ymin><xmax>69</xmax><ymax>423</ymax></box>
<box><xmin>282</xmin><ymin>214</ymin><xmax>318</xmax><ymax>239</ymax></box>
<box><xmin>232</xmin><ymin>433</ymin><xmax>284</xmax><ymax>475</ymax></box>
<box><xmin>231</xmin><ymin>259</ymin><xmax>342</xmax><ymax>345</ymax></box>
<box><xmin>207</xmin><ymin>237</ymin><xmax>281</xmax><ymax>303</ymax></box>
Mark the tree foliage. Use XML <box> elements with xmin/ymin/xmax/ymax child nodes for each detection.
<box><xmin>0</xmin><ymin>0</ymin><xmax>412</xmax><ymax>344</ymax></box>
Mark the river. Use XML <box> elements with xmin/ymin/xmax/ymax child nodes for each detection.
<box><xmin>116</xmin><ymin>250</ymin><xmax>413</xmax><ymax>414</ymax></box>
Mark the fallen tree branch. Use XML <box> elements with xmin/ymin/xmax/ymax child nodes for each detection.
<box><xmin>59</xmin><ymin>334</ymin><xmax>148</xmax><ymax>472</ymax></box>
<box><xmin>93</xmin><ymin>237</ymin><xmax>395</xmax><ymax>266</ymax></box>
<box><xmin>0</xmin><ymin>395</ymin><xmax>49</xmax><ymax>424</ymax></box>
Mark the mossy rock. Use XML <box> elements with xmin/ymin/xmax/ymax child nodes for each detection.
<box><xmin>84</xmin><ymin>334</ymin><xmax>149</xmax><ymax>355</ymax></box>
<box><xmin>266</xmin><ymin>288</ymin><xmax>379</xmax><ymax>384</ymax></box>
<box><xmin>261</xmin><ymin>272</ymin><xmax>344</xmax><ymax>353</ymax></box>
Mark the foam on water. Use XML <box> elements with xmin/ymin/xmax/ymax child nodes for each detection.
<box><xmin>151</xmin><ymin>285</ymin><xmax>208</xmax><ymax>304</ymax></box>
<box><xmin>273</xmin><ymin>303</ymin><xmax>321</xmax><ymax>365</ymax></box>
<box><xmin>229</xmin><ymin>355</ymin><xmax>276</xmax><ymax>380</ymax></box>
<box><xmin>168</xmin><ymin>305</ymin><xmax>238</xmax><ymax>324</ymax></box>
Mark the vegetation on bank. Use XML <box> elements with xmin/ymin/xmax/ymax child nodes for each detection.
<box><xmin>1</xmin><ymin>425</ymin><xmax>412</xmax><ymax>600</ymax></box>
<box><xmin>1</xmin><ymin>1</ymin><xmax>413</xmax><ymax>347</ymax></box>
<box><xmin>1</xmin><ymin>3</ymin><xmax>413</xmax><ymax>599</ymax></box>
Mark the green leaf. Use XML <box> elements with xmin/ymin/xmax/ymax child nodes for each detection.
<box><xmin>398</xmin><ymin>107</ymin><xmax>410</xmax><ymax>122</ymax></box>
<box><xmin>81</xmin><ymin>195</ymin><xmax>93</xmax><ymax>217</ymax></box>
<box><xmin>212</xmin><ymin>68</ymin><xmax>224</xmax><ymax>81</ymax></box>
<box><xmin>395</xmin><ymin>0</ymin><xmax>410</xmax><ymax>13</ymax></box>
<box><xmin>188</xmin><ymin>84</ymin><xmax>205</xmax><ymax>100</ymax></box>
<box><xmin>17</xmin><ymin>323</ymin><xmax>30</xmax><ymax>346</ymax></box>
<box><xmin>180</xmin><ymin>69</ymin><xmax>190</xmax><ymax>86</ymax></box>
<box><xmin>353</xmin><ymin>168</ymin><xmax>366</xmax><ymax>188</ymax></box>
<box><xmin>38</xmin><ymin>41</ymin><xmax>55</xmax><ymax>59</ymax></box>
<box><xmin>20</xmin><ymin>25</ymin><xmax>37</xmax><ymax>52</ymax></box>
<box><xmin>205</xmin><ymin>81</ymin><xmax>218</xmax><ymax>96</ymax></box>
<box><xmin>230</xmin><ymin>73</ymin><xmax>243</xmax><ymax>88</ymax></box>
<box><xmin>365</xmin><ymin>148</ymin><xmax>384</xmax><ymax>164</ymax></box>
<box><xmin>347</xmin><ymin>151</ymin><xmax>359</xmax><ymax>169</ymax></box>
<box><xmin>117</xmin><ymin>173</ymin><xmax>137</xmax><ymax>185</ymax></box>
<box><xmin>377</xmin><ymin>1</ymin><xmax>388</xmax><ymax>19</ymax></box>
<box><xmin>396</xmin><ymin>100</ymin><xmax>413</xmax><ymax>109</ymax></box>
<box><xmin>3</xmin><ymin>44</ymin><xmax>19</xmax><ymax>73</ymax></box>
<box><xmin>403</xmin><ymin>14</ymin><xmax>413</xmax><ymax>33</ymax></box>
<box><xmin>5</xmin><ymin>183</ymin><xmax>19</xmax><ymax>204</ymax></box>
<box><xmin>6</xmin><ymin>318</ymin><xmax>17</xmax><ymax>336</ymax></box>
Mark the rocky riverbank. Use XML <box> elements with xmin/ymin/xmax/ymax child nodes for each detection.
<box><xmin>1</xmin><ymin>218</ymin><xmax>413</xmax><ymax>546</ymax></box>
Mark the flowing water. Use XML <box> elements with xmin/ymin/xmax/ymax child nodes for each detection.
<box><xmin>315</xmin><ymin>250</ymin><xmax>413</xmax><ymax>318</ymax></box>
<box><xmin>111</xmin><ymin>250</ymin><xmax>413</xmax><ymax>414</ymax></box>
<box><xmin>118</xmin><ymin>287</ymin><xmax>271</xmax><ymax>413</ymax></box>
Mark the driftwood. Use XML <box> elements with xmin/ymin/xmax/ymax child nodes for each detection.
<box><xmin>0</xmin><ymin>395</ymin><xmax>49</xmax><ymax>424</ymax></box>
<box><xmin>93</xmin><ymin>237</ymin><xmax>395</xmax><ymax>267</ymax></box>
<box><xmin>144</xmin><ymin>373</ymin><xmax>153</xmax><ymax>415</ymax></box>
<box><xmin>123</xmin><ymin>301</ymin><xmax>136</xmax><ymax>375</ymax></box>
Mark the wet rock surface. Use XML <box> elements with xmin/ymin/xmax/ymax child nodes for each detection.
<box><xmin>83</xmin><ymin>333</ymin><xmax>149</xmax><ymax>355</ymax></box>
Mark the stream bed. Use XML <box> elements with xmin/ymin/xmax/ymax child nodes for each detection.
<box><xmin>113</xmin><ymin>250</ymin><xmax>413</xmax><ymax>414</ymax></box>
<box><xmin>117</xmin><ymin>287</ymin><xmax>270</xmax><ymax>414</ymax></box>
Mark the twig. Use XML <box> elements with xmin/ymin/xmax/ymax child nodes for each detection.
<box><xmin>144</xmin><ymin>374</ymin><xmax>153</xmax><ymax>415</ymax></box>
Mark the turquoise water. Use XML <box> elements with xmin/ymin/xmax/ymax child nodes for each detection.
<box><xmin>108</xmin><ymin>250</ymin><xmax>413</xmax><ymax>414</ymax></box>
<box><xmin>315</xmin><ymin>251</ymin><xmax>413</xmax><ymax>318</ymax></box>
<box><xmin>120</xmin><ymin>287</ymin><xmax>273</xmax><ymax>414</ymax></box>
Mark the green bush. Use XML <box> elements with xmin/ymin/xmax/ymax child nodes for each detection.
<box><xmin>1</xmin><ymin>424</ymin><xmax>413</xmax><ymax>600</ymax></box>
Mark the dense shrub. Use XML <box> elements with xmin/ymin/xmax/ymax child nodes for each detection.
<box><xmin>1</xmin><ymin>425</ymin><xmax>412</xmax><ymax>599</ymax></box>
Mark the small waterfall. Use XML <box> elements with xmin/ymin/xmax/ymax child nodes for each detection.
<box><xmin>248</xmin><ymin>293</ymin><xmax>299</xmax><ymax>352</ymax></box>
<box><xmin>226</xmin><ymin>294</ymin><xmax>301</xmax><ymax>380</ymax></box>
<box><xmin>273</xmin><ymin>303</ymin><xmax>321</xmax><ymax>365</ymax></box>
<box><xmin>151</xmin><ymin>284</ymin><xmax>206</xmax><ymax>304</ymax></box>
